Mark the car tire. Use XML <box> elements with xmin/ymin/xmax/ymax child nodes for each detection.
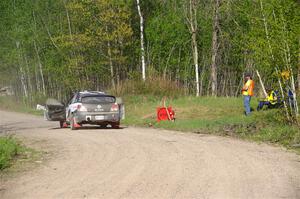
<box><xmin>100</xmin><ymin>124</ymin><xmax>107</xmax><ymax>128</ymax></box>
<box><xmin>112</xmin><ymin>122</ymin><xmax>120</xmax><ymax>129</ymax></box>
<box><xmin>59</xmin><ymin>121</ymin><xmax>64</xmax><ymax>128</ymax></box>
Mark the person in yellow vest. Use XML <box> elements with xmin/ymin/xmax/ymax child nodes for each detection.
<box><xmin>257</xmin><ymin>89</ymin><xmax>279</xmax><ymax>111</ymax></box>
<box><xmin>242</xmin><ymin>73</ymin><xmax>254</xmax><ymax>115</ymax></box>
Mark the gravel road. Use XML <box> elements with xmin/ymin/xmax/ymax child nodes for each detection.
<box><xmin>0</xmin><ymin>110</ymin><xmax>300</xmax><ymax>199</ymax></box>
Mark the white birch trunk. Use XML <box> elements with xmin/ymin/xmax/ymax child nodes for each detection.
<box><xmin>24</xmin><ymin>55</ymin><xmax>33</xmax><ymax>94</ymax></box>
<box><xmin>34</xmin><ymin>40</ymin><xmax>46</xmax><ymax>95</ymax></box>
<box><xmin>20</xmin><ymin>68</ymin><xmax>28</xmax><ymax>98</ymax></box>
<box><xmin>107</xmin><ymin>40</ymin><xmax>115</xmax><ymax>90</ymax></box>
<box><xmin>290</xmin><ymin>69</ymin><xmax>299</xmax><ymax>117</ymax></box>
<box><xmin>211</xmin><ymin>0</ymin><xmax>220</xmax><ymax>97</ymax></box>
<box><xmin>193</xmin><ymin>33</ymin><xmax>200</xmax><ymax>97</ymax></box>
<box><xmin>35</xmin><ymin>65</ymin><xmax>41</xmax><ymax>92</ymax></box>
<box><xmin>260</xmin><ymin>0</ymin><xmax>274</xmax><ymax>61</ymax></box>
<box><xmin>298</xmin><ymin>40</ymin><xmax>300</xmax><ymax>92</ymax></box>
<box><xmin>136</xmin><ymin>0</ymin><xmax>146</xmax><ymax>81</ymax></box>
<box><xmin>255</xmin><ymin>70</ymin><xmax>268</xmax><ymax>98</ymax></box>
<box><xmin>16</xmin><ymin>41</ymin><xmax>28</xmax><ymax>98</ymax></box>
<box><xmin>19</xmin><ymin>65</ymin><xmax>28</xmax><ymax>98</ymax></box>
<box><xmin>188</xmin><ymin>0</ymin><xmax>200</xmax><ymax>97</ymax></box>
<box><xmin>64</xmin><ymin>0</ymin><xmax>73</xmax><ymax>41</ymax></box>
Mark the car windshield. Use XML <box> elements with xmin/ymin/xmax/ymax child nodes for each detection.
<box><xmin>81</xmin><ymin>96</ymin><xmax>115</xmax><ymax>104</ymax></box>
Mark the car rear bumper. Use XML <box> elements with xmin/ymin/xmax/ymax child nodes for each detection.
<box><xmin>74</xmin><ymin>111</ymin><xmax>120</xmax><ymax>124</ymax></box>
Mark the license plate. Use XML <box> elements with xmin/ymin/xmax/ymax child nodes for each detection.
<box><xmin>95</xmin><ymin>115</ymin><xmax>104</xmax><ymax>120</ymax></box>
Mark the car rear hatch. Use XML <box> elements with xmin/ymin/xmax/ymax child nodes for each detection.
<box><xmin>80</xmin><ymin>95</ymin><xmax>118</xmax><ymax>113</ymax></box>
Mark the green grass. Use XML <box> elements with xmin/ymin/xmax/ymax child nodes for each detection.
<box><xmin>0</xmin><ymin>136</ymin><xmax>25</xmax><ymax>170</ymax></box>
<box><xmin>123</xmin><ymin>96</ymin><xmax>256</xmax><ymax>128</ymax></box>
<box><xmin>123</xmin><ymin>95</ymin><xmax>300</xmax><ymax>151</ymax></box>
<box><xmin>0</xmin><ymin>96</ymin><xmax>43</xmax><ymax>116</ymax></box>
<box><xmin>0</xmin><ymin>96</ymin><xmax>43</xmax><ymax>170</ymax></box>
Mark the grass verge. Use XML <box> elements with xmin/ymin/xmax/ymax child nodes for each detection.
<box><xmin>0</xmin><ymin>96</ymin><xmax>42</xmax><ymax>116</ymax></box>
<box><xmin>0</xmin><ymin>136</ymin><xmax>26</xmax><ymax>170</ymax></box>
<box><xmin>123</xmin><ymin>95</ymin><xmax>300</xmax><ymax>152</ymax></box>
<box><xmin>0</xmin><ymin>135</ymin><xmax>43</xmax><ymax>175</ymax></box>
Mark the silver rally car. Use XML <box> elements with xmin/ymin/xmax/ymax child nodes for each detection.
<box><xmin>45</xmin><ymin>91</ymin><xmax>124</xmax><ymax>130</ymax></box>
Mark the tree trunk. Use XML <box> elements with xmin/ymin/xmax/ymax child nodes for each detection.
<box><xmin>256</xmin><ymin>70</ymin><xmax>268</xmax><ymax>98</ymax></box>
<box><xmin>107</xmin><ymin>40</ymin><xmax>115</xmax><ymax>90</ymax></box>
<box><xmin>64</xmin><ymin>0</ymin><xmax>73</xmax><ymax>41</ymax></box>
<box><xmin>34</xmin><ymin>40</ymin><xmax>46</xmax><ymax>95</ymax></box>
<box><xmin>24</xmin><ymin>55</ymin><xmax>33</xmax><ymax>94</ymax></box>
<box><xmin>192</xmin><ymin>32</ymin><xmax>200</xmax><ymax>97</ymax></box>
<box><xmin>298</xmin><ymin>43</ymin><xmax>300</xmax><ymax>92</ymax></box>
<box><xmin>35</xmin><ymin>64</ymin><xmax>41</xmax><ymax>93</ymax></box>
<box><xmin>186</xmin><ymin>0</ymin><xmax>200</xmax><ymax>97</ymax></box>
<box><xmin>290</xmin><ymin>69</ymin><xmax>299</xmax><ymax>118</ymax></box>
<box><xmin>260</xmin><ymin>0</ymin><xmax>274</xmax><ymax>61</ymax></box>
<box><xmin>19</xmin><ymin>66</ymin><xmax>28</xmax><ymax>98</ymax></box>
<box><xmin>163</xmin><ymin>44</ymin><xmax>176</xmax><ymax>80</ymax></box>
<box><xmin>211</xmin><ymin>0</ymin><xmax>220</xmax><ymax>97</ymax></box>
<box><xmin>136</xmin><ymin>0</ymin><xmax>146</xmax><ymax>81</ymax></box>
<box><xmin>295</xmin><ymin>32</ymin><xmax>299</xmax><ymax>92</ymax></box>
<box><xmin>275</xmin><ymin>68</ymin><xmax>290</xmax><ymax>121</ymax></box>
<box><xmin>16</xmin><ymin>41</ymin><xmax>28</xmax><ymax>98</ymax></box>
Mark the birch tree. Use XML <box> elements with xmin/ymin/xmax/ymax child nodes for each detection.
<box><xmin>185</xmin><ymin>0</ymin><xmax>200</xmax><ymax>97</ymax></box>
<box><xmin>211</xmin><ymin>0</ymin><xmax>220</xmax><ymax>96</ymax></box>
<box><xmin>136</xmin><ymin>0</ymin><xmax>146</xmax><ymax>81</ymax></box>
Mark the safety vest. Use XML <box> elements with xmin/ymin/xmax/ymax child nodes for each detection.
<box><xmin>267</xmin><ymin>91</ymin><xmax>277</xmax><ymax>105</ymax></box>
<box><xmin>242</xmin><ymin>79</ymin><xmax>254</xmax><ymax>96</ymax></box>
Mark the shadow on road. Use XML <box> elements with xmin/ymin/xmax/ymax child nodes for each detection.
<box><xmin>49</xmin><ymin>125</ymin><xmax>127</xmax><ymax>131</ymax></box>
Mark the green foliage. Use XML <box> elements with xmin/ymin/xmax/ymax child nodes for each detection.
<box><xmin>0</xmin><ymin>0</ymin><xmax>299</xmax><ymax>101</ymax></box>
<box><xmin>0</xmin><ymin>136</ymin><xmax>23</xmax><ymax>170</ymax></box>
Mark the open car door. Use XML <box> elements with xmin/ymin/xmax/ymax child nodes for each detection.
<box><xmin>45</xmin><ymin>98</ymin><xmax>66</xmax><ymax>121</ymax></box>
<box><xmin>116</xmin><ymin>97</ymin><xmax>125</xmax><ymax>120</ymax></box>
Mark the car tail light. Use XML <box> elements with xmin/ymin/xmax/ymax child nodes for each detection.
<box><xmin>77</xmin><ymin>104</ymin><xmax>87</xmax><ymax>112</ymax></box>
<box><xmin>110</xmin><ymin>103</ymin><xmax>119</xmax><ymax>112</ymax></box>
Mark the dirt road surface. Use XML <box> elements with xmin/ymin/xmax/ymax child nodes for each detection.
<box><xmin>0</xmin><ymin>110</ymin><xmax>300</xmax><ymax>199</ymax></box>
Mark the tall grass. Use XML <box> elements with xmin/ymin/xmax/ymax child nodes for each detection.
<box><xmin>0</xmin><ymin>136</ymin><xmax>24</xmax><ymax>170</ymax></box>
<box><xmin>112</xmin><ymin>76</ymin><xmax>187</xmax><ymax>97</ymax></box>
<box><xmin>0</xmin><ymin>96</ymin><xmax>43</xmax><ymax>115</ymax></box>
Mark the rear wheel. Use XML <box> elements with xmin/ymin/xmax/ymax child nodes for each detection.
<box><xmin>59</xmin><ymin>121</ymin><xmax>64</xmax><ymax>128</ymax></box>
<box><xmin>111</xmin><ymin>122</ymin><xmax>120</xmax><ymax>129</ymax></box>
<box><xmin>99</xmin><ymin>124</ymin><xmax>107</xmax><ymax>128</ymax></box>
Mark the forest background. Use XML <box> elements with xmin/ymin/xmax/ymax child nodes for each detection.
<box><xmin>0</xmin><ymin>0</ymin><xmax>299</xmax><ymax>104</ymax></box>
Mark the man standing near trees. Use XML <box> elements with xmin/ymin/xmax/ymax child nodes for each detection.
<box><xmin>242</xmin><ymin>73</ymin><xmax>255</xmax><ymax>116</ymax></box>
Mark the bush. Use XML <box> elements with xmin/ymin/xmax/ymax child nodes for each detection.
<box><xmin>0</xmin><ymin>136</ymin><xmax>23</xmax><ymax>170</ymax></box>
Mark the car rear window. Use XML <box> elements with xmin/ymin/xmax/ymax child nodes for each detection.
<box><xmin>81</xmin><ymin>96</ymin><xmax>115</xmax><ymax>104</ymax></box>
